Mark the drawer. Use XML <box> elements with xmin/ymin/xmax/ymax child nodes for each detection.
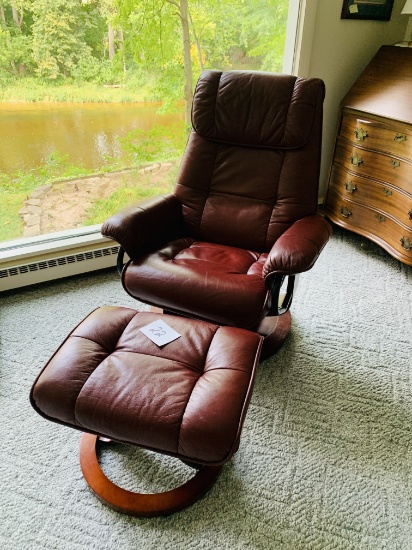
<box><xmin>334</xmin><ymin>138</ymin><xmax>412</xmax><ymax>194</ymax></box>
<box><xmin>340</xmin><ymin>114</ymin><xmax>412</xmax><ymax>160</ymax></box>
<box><xmin>325</xmin><ymin>189</ymin><xmax>412</xmax><ymax>264</ymax></box>
<box><xmin>328</xmin><ymin>164</ymin><xmax>412</xmax><ymax>227</ymax></box>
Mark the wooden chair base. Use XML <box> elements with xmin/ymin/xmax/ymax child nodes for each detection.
<box><xmin>79</xmin><ymin>433</ymin><xmax>223</xmax><ymax>517</ymax></box>
<box><xmin>257</xmin><ymin>310</ymin><xmax>292</xmax><ymax>361</ymax></box>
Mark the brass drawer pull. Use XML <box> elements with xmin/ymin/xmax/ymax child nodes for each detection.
<box><xmin>376</xmin><ymin>214</ymin><xmax>386</xmax><ymax>223</ymax></box>
<box><xmin>340</xmin><ymin>206</ymin><xmax>352</xmax><ymax>218</ymax></box>
<box><xmin>394</xmin><ymin>133</ymin><xmax>407</xmax><ymax>143</ymax></box>
<box><xmin>344</xmin><ymin>181</ymin><xmax>357</xmax><ymax>193</ymax></box>
<box><xmin>354</xmin><ymin>128</ymin><xmax>368</xmax><ymax>141</ymax></box>
<box><xmin>390</xmin><ymin>159</ymin><xmax>400</xmax><ymax>168</ymax></box>
<box><xmin>350</xmin><ymin>154</ymin><xmax>363</xmax><ymax>167</ymax></box>
<box><xmin>383</xmin><ymin>188</ymin><xmax>392</xmax><ymax>197</ymax></box>
<box><xmin>400</xmin><ymin>237</ymin><xmax>412</xmax><ymax>251</ymax></box>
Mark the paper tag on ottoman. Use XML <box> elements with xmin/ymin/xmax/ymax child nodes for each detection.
<box><xmin>139</xmin><ymin>319</ymin><xmax>181</xmax><ymax>347</ymax></box>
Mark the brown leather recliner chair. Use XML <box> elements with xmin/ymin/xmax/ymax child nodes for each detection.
<box><xmin>102</xmin><ymin>70</ymin><xmax>332</xmax><ymax>358</ymax></box>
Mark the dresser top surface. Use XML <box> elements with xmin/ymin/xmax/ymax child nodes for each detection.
<box><xmin>341</xmin><ymin>46</ymin><xmax>412</xmax><ymax>124</ymax></box>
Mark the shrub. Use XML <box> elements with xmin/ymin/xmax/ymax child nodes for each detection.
<box><xmin>119</xmin><ymin>121</ymin><xmax>188</xmax><ymax>165</ymax></box>
<box><xmin>72</xmin><ymin>55</ymin><xmax>103</xmax><ymax>83</ymax></box>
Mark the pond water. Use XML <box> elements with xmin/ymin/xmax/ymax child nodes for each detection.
<box><xmin>0</xmin><ymin>102</ymin><xmax>184</xmax><ymax>174</ymax></box>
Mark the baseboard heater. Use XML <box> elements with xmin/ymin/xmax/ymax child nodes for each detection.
<box><xmin>0</xmin><ymin>245</ymin><xmax>119</xmax><ymax>292</ymax></box>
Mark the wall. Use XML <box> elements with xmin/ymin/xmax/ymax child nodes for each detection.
<box><xmin>298</xmin><ymin>0</ymin><xmax>408</xmax><ymax>198</ymax></box>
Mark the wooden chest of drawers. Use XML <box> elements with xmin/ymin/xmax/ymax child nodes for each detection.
<box><xmin>324</xmin><ymin>46</ymin><xmax>412</xmax><ymax>266</ymax></box>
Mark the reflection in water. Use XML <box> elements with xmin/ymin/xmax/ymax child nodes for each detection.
<box><xmin>0</xmin><ymin>102</ymin><xmax>184</xmax><ymax>174</ymax></box>
<box><xmin>95</xmin><ymin>131</ymin><xmax>114</xmax><ymax>159</ymax></box>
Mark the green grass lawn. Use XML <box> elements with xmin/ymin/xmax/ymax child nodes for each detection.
<box><xmin>0</xmin><ymin>163</ymin><xmax>179</xmax><ymax>242</ymax></box>
<box><xmin>0</xmin><ymin>80</ymin><xmax>152</xmax><ymax>104</ymax></box>
<box><xmin>85</xmin><ymin>165</ymin><xmax>179</xmax><ymax>226</ymax></box>
<box><xmin>0</xmin><ymin>192</ymin><xmax>25</xmax><ymax>242</ymax></box>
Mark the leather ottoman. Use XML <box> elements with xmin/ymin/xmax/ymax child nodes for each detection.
<box><xmin>30</xmin><ymin>306</ymin><xmax>262</xmax><ymax>517</ymax></box>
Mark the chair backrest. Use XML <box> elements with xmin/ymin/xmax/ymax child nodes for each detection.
<box><xmin>174</xmin><ymin>70</ymin><xmax>325</xmax><ymax>252</ymax></box>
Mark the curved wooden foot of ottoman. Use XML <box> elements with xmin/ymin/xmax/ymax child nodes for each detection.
<box><xmin>80</xmin><ymin>433</ymin><xmax>223</xmax><ymax>517</ymax></box>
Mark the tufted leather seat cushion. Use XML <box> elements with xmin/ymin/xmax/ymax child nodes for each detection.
<box><xmin>30</xmin><ymin>306</ymin><xmax>262</xmax><ymax>466</ymax></box>
<box><xmin>123</xmin><ymin>240</ymin><xmax>270</xmax><ymax>329</ymax></box>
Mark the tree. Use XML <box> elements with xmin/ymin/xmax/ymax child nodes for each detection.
<box><xmin>242</xmin><ymin>0</ymin><xmax>289</xmax><ymax>72</ymax></box>
<box><xmin>81</xmin><ymin>0</ymin><xmax>108</xmax><ymax>61</ymax></box>
<box><xmin>0</xmin><ymin>0</ymin><xmax>26</xmax><ymax>29</ymax></box>
<box><xmin>188</xmin><ymin>0</ymin><xmax>246</xmax><ymax>70</ymax></box>
<box><xmin>115</xmin><ymin>0</ymin><xmax>200</xmax><ymax>123</ymax></box>
<box><xmin>114</xmin><ymin>1</ymin><xmax>183</xmax><ymax>113</ymax></box>
<box><xmin>0</xmin><ymin>0</ymin><xmax>290</xmax><ymax>95</ymax></box>
<box><xmin>0</xmin><ymin>0</ymin><xmax>33</xmax><ymax>76</ymax></box>
<box><xmin>31</xmin><ymin>0</ymin><xmax>91</xmax><ymax>79</ymax></box>
<box><xmin>0</xmin><ymin>29</ymin><xmax>31</xmax><ymax>76</ymax></box>
<box><xmin>11</xmin><ymin>1</ymin><xmax>23</xmax><ymax>29</ymax></box>
<box><xmin>114</xmin><ymin>0</ymin><xmax>289</xmax><ymax>123</ymax></box>
<box><xmin>175</xmin><ymin>0</ymin><xmax>192</xmax><ymax>124</ymax></box>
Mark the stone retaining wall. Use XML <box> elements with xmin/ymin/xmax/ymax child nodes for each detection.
<box><xmin>18</xmin><ymin>162</ymin><xmax>174</xmax><ymax>238</ymax></box>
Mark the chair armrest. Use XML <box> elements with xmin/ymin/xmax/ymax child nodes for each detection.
<box><xmin>263</xmin><ymin>215</ymin><xmax>332</xmax><ymax>280</ymax></box>
<box><xmin>101</xmin><ymin>194</ymin><xmax>184</xmax><ymax>259</ymax></box>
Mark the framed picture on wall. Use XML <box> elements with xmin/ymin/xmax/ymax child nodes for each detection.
<box><xmin>341</xmin><ymin>0</ymin><xmax>394</xmax><ymax>20</ymax></box>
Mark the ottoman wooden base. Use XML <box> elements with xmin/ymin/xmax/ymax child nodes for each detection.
<box><xmin>31</xmin><ymin>307</ymin><xmax>262</xmax><ymax>517</ymax></box>
<box><xmin>80</xmin><ymin>433</ymin><xmax>222</xmax><ymax>517</ymax></box>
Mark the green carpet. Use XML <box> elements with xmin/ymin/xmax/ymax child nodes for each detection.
<box><xmin>1</xmin><ymin>226</ymin><xmax>411</xmax><ymax>549</ymax></box>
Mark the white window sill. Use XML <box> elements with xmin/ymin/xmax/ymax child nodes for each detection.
<box><xmin>0</xmin><ymin>225</ymin><xmax>113</xmax><ymax>267</ymax></box>
<box><xmin>0</xmin><ymin>225</ymin><xmax>121</xmax><ymax>291</ymax></box>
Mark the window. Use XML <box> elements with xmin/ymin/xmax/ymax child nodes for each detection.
<box><xmin>0</xmin><ymin>0</ymin><xmax>304</xmax><ymax>289</ymax></box>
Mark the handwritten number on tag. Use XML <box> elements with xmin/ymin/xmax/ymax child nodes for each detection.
<box><xmin>140</xmin><ymin>319</ymin><xmax>181</xmax><ymax>346</ymax></box>
<box><xmin>149</xmin><ymin>327</ymin><xmax>167</xmax><ymax>337</ymax></box>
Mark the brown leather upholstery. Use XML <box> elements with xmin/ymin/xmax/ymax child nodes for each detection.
<box><xmin>102</xmin><ymin>70</ymin><xmax>332</xmax><ymax>331</ymax></box>
<box><xmin>30</xmin><ymin>307</ymin><xmax>262</xmax><ymax>466</ymax></box>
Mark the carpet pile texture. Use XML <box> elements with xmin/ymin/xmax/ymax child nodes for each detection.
<box><xmin>1</xmin><ymin>226</ymin><xmax>411</xmax><ymax>549</ymax></box>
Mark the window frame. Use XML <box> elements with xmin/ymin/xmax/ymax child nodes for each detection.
<box><xmin>0</xmin><ymin>0</ymin><xmax>317</xmax><ymax>290</ymax></box>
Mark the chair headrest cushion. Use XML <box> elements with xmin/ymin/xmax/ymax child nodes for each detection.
<box><xmin>191</xmin><ymin>70</ymin><xmax>325</xmax><ymax>149</ymax></box>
